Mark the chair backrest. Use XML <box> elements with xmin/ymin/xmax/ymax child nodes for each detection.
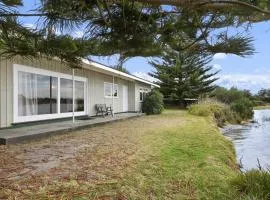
<box><xmin>96</xmin><ymin>104</ymin><xmax>106</xmax><ymax>111</ymax></box>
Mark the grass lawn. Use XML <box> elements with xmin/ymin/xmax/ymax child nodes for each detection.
<box><xmin>0</xmin><ymin>110</ymin><xmax>240</xmax><ymax>199</ymax></box>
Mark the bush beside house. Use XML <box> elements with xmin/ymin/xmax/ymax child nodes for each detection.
<box><xmin>142</xmin><ymin>90</ymin><xmax>164</xmax><ymax>115</ymax></box>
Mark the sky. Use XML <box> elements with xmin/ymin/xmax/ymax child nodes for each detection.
<box><xmin>127</xmin><ymin>22</ymin><xmax>270</xmax><ymax>93</ymax></box>
<box><xmin>17</xmin><ymin>1</ymin><xmax>270</xmax><ymax>93</ymax></box>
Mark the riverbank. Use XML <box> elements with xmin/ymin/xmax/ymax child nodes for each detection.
<box><xmin>0</xmin><ymin>110</ymin><xmax>267</xmax><ymax>199</ymax></box>
<box><xmin>254</xmin><ymin>105</ymin><xmax>270</xmax><ymax>110</ymax></box>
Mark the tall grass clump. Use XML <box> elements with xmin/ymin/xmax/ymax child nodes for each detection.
<box><xmin>231</xmin><ymin>169</ymin><xmax>270</xmax><ymax>199</ymax></box>
<box><xmin>188</xmin><ymin>99</ymin><xmax>241</xmax><ymax>127</ymax></box>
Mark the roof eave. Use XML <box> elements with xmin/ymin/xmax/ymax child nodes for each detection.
<box><xmin>81</xmin><ymin>59</ymin><xmax>160</xmax><ymax>88</ymax></box>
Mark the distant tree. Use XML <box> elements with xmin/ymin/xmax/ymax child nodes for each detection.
<box><xmin>150</xmin><ymin>50</ymin><xmax>218</xmax><ymax>100</ymax></box>
<box><xmin>231</xmin><ymin>97</ymin><xmax>254</xmax><ymax>120</ymax></box>
<box><xmin>243</xmin><ymin>89</ymin><xmax>253</xmax><ymax>100</ymax></box>
<box><xmin>211</xmin><ymin>86</ymin><xmax>254</xmax><ymax>119</ymax></box>
<box><xmin>210</xmin><ymin>86</ymin><xmax>254</xmax><ymax>104</ymax></box>
<box><xmin>257</xmin><ymin>89</ymin><xmax>270</xmax><ymax>103</ymax></box>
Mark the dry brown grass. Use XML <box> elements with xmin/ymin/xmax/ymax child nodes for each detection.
<box><xmin>0</xmin><ymin>111</ymin><xmax>185</xmax><ymax>199</ymax></box>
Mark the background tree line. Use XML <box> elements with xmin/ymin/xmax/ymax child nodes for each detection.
<box><xmin>212</xmin><ymin>86</ymin><xmax>270</xmax><ymax>107</ymax></box>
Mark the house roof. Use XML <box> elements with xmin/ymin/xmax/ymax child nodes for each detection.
<box><xmin>81</xmin><ymin>59</ymin><xmax>160</xmax><ymax>88</ymax></box>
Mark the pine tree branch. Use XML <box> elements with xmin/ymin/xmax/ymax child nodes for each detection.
<box><xmin>136</xmin><ymin>0</ymin><xmax>270</xmax><ymax>15</ymax></box>
<box><xmin>199</xmin><ymin>0</ymin><xmax>270</xmax><ymax>15</ymax></box>
<box><xmin>179</xmin><ymin>14</ymin><xmax>216</xmax><ymax>52</ymax></box>
<box><xmin>1</xmin><ymin>0</ymin><xmax>269</xmax><ymax>18</ymax></box>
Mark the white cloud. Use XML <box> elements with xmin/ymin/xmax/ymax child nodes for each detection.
<box><xmin>213</xmin><ymin>53</ymin><xmax>227</xmax><ymax>60</ymax></box>
<box><xmin>216</xmin><ymin>74</ymin><xmax>270</xmax><ymax>93</ymax></box>
<box><xmin>133</xmin><ymin>72</ymin><xmax>160</xmax><ymax>83</ymax></box>
<box><xmin>213</xmin><ymin>64</ymin><xmax>222</xmax><ymax>70</ymax></box>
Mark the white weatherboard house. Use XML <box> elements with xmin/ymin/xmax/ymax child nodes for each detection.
<box><xmin>0</xmin><ymin>56</ymin><xmax>158</xmax><ymax>128</ymax></box>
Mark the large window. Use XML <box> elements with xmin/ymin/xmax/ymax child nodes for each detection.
<box><xmin>75</xmin><ymin>81</ymin><xmax>85</xmax><ymax>112</ymax></box>
<box><xmin>18</xmin><ymin>72</ymin><xmax>58</xmax><ymax>116</ymax></box>
<box><xmin>14</xmin><ymin>64</ymin><xmax>87</xmax><ymax>123</ymax></box>
<box><xmin>60</xmin><ymin>78</ymin><xmax>73</xmax><ymax>113</ymax></box>
<box><xmin>60</xmin><ymin>79</ymin><xmax>85</xmax><ymax>113</ymax></box>
<box><xmin>104</xmin><ymin>82</ymin><xmax>118</xmax><ymax>98</ymax></box>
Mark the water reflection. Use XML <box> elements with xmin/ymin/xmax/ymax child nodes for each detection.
<box><xmin>222</xmin><ymin>109</ymin><xmax>270</xmax><ymax>170</ymax></box>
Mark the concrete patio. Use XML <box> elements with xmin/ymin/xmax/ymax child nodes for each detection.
<box><xmin>0</xmin><ymin>112</ymin><xmax>143</xmax><ymax>145</ymax></box>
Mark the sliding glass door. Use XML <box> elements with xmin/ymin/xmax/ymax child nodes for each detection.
<box><xmin>18</xmin><ymin>72</ymin><xmax>58</xmax><ymax>116</ymax></box>
<box><xmin>75</xmin><ymin>81</ymin><xmax>85</xmax><ymax>112</ymax></box>
<box><xmin>60</xmin><ymin>79</ymin><xmax>86</xmax><ymax>113</ymax></box>
<box><xmin>60</xmin><ymin>78</ymin><xmax>73</xmax><ymax>113</ymax></box>
<box><xmin>14</xmin><ymin>64</ymin><xmax>87</xmax><ymax>123</ymax></box>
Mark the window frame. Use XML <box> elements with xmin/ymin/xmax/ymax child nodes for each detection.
<box><xmin>13</xmin><ymin>64</ymin><xmax>88</xmax><ymax>123</ymax></box>
<box><xmin>139</xmin><ymin>88</ymin><xmax>150</xmax><ymax>102</ymax></box>
<box><xmin>104</xmin><ymin>82</ymin><xmax>119</xmax><ymax>98</ymax></box>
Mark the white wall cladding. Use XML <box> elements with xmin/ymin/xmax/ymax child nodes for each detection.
<box><xmin>88</xmin><ymin>71</ymin><xmax>131</xmax><ymax>115</ymax></box>
<box><xmin>0</xmin><ymin>58</ymin><xmax>13</xmax><ymax>128</ymax></box>
<box><xmin>0</xmin><ymin>56</ymin><xmax>149</xmax><ymax>128</ymax></box>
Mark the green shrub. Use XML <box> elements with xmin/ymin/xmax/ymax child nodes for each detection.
<box><xmin>188</xmin><ymin>99</ymin><xmax>241</xmax><ymax>127</ymax></box>
<box><xmin>142</xmin><ymin>90</ymin><xmax>164</xmax><ymax>115</ymax></box>
<box><xmin>211</xmin><ymin>87</ymin><xmax>254</xmax><ymax>105</ymax></box>
<box><xmin>210</xmin><ymin>87</ymin><xmax>255</xmax><ymax>121</ymax></box>
<box><xmin>230</xmin><ymin>98</ymin><xmax>254</xmax><ymax>120</ymax></box>
<box><xmin>232</xmin><ymin>170</ymin><xmax>270</xmax><ymax>200</ymax></box>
